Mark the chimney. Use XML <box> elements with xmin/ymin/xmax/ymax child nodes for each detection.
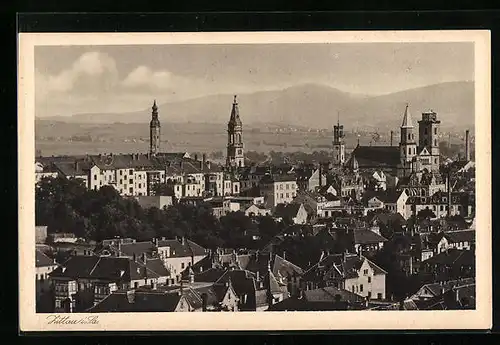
<box><xmin>194</xmin><ymin>154</ymin><xmax>198</xmax><ymax>162</ymax></box>
<box><xmin>206</xmin><ymin>160</ymin><xmax>211</xmax><ymax>170</ymax></box>
<box><xmin>117</xmin><ymin>241</ymin><xmax>122</xmax><ymax>257</ymax></box>
<box><xmin>202</xmin><ymin>153</ymin><xmax>207</xmax><ymax>169</ymax></box>
<box><xmin>181</xmin><ymin>236</ymin><xmax>185</xmax><ymax>245</ymax></box>
<box><xmin>283</xmin><ymin>251</ymin><xmax>286</xmax><ymax>261</ymax></box>
<box><xmin>465</xmin><ymin>130</ymin><xmax>470</xmax><ymax>162</ymax></box>
<box><xmin>318</xmin><ymin>165</ymin><xmax>323</xmax><ymax>188</ymax></box>
<box><xmin>152</xmin><ymin>280</ymin><xmax>157</xmax><ymax>290</ymax></box>
<box><xmin>201</xmin><ymin>293</ymin><xmax>208</xmax><ymax>312</ymax></box>
<box><xmin>74</xmin><ymin>161</ymin><xmax>79</xmax><ymax>172</ymax></box>
<box><xmin>153</xmin><ymin>238</ymin><xmax>158</xmax><ymax>247</ymax></box>
<box><xmin>390</xmin><ymin>131</ymin><xmax>394</xmax><ymax>147</ymax></box>
<box><xmin>133</xmin><ymin>253</ymin><xmax>136</xmax><ymax>262</ymax></box>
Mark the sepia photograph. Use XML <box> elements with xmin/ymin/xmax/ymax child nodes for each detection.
<box><xmin>18</xmin><ymin>30</ymin><xmax>491</xmax><ymax>331</ymax></box>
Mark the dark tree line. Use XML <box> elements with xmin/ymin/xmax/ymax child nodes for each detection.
<box><xmin>35</xmin><ymin>176</ymin><xmax>283</xmax><ymax>249</ymax></box>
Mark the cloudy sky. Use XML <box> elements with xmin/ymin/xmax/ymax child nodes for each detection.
<box><xmin>35</xmin><ymin>42</ymin><xmax>474</xmax><ymax>117</ymax></box>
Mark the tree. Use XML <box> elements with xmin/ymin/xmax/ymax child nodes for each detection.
<box><xmin>417</xmin><ymin>208</ymin><xmax>436</xmax><ymax>220</ymax></box>
<box><xmin>151</xmin><ymin>181</ymin><xmax>175</xmax><ymax>197</ymax></box>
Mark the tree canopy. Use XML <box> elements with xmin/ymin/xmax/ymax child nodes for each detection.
<box><xmin>35</xmin><ymin>176</ymin><xmax>282</xmax><ymax>249</ymax></box>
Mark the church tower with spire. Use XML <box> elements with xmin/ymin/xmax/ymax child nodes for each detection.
<box><xmin>332</xmin><ymin>112</ymin><xmax>346</xmax><ymax>166</ymax></box>
<box><xmin>399</xmin><ymin>104</ymin><xmax>418</xmax><ymax>177</ymax></box>
<box><xmin>226</xmin><ymin>95</ymin><xmax>245</xmax><ymax>168</ymax></box>
<box><xmin>149</xmin><ymin>100</ymin><xmax>161</xmax><ymax>156</ymax></box>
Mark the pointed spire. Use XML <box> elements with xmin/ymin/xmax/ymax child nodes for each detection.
<box><xmin>337</xmin><ymin>111</ymin><xmax>340</xmax><ymax>127</ymax></box>
<box><xmin>152</xmin><ymin>100</ymin><xmax>157</xmax><ymax>111</ymax></box>
<box><xmin>228</xmin><ymin>95</ymin><xmax>242</xmax><ymax>126</ymax></box>
<box><xmin>348</xmin><ymin>155</ymin><xmax>359</xmax><ymax>171</ymax></box>
<box><xmin>401</xmin><ymin>103</ymin><xmax>413</xmax><ymax>128</ymax></box>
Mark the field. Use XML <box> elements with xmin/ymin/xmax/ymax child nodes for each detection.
<box><xmin>35</xmin><ymin>121</ymin><xmax>470</xmax><ymax>159</ymax></box>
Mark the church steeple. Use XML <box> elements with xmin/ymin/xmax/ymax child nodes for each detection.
<box><xmin>401</xmin><ymin>103</ymin><xmax>413</xmax><ymax>128</ymax></box>
<box><xmin>149</xmin><ymin>100</ymin><xmax>161</xmax><ymax>156</ymax></box>
<box><xmin>332</xmin><ymin>110</ymin><xmax>345</xmax><ymax>166</ymax></box>
<box><xmin>226</xmin><ymin>95</ymin><xmax>244</xmax><ymax>169</ymax></box>
<box><xmin>399</xmin><ymin>103</ymin><xmax>417</xmax><ymax>177</ymax></box>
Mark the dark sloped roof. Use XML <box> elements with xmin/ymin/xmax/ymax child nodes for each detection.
<box><xmin>120</xmin><ymin>241</ymin><xmax>155</xmax><ymax>257</ymax></box>
<box><xmin>445</xmin><ymin>230</ymin><xmax>475</xmax><ymax>244</ymax></box>
<box><xmin>351</xmin><ymin>146</ymin><xmax>400</xmax><ymax>168</ymax></box>
<box><xmin>353</xmin><ymin>229</ymin><xmax>388</xmax><ymax>244</ymax></box>
<box><xmin>274</xmin><ymin>203</ymin><xmax>303</xmax><ymax>219</ymax></box>
<box><xmin>50</xmin><ymin>256</ymin><xmax>170</xmax><ymax>282</ymax></box>
<box><xmin>156</xmin><ymin>238</ymin><xmax>207</xmax><ymax>258</ymax></box>
<box><xmin>302</xmin><ymin>253</ymin><xmax>387</xmax><ymax>282</ymax></box>
<box><xmin>194</xmin><ymin>268</ymin><xmax>227</xmax><ymax>283</ymax></box>
<box><xmin>216</xmin><ymin>270</ymin><xmax>256</xmax><ymax>297</ymax></box>
<box><xmin>36</xmin><ymin>249</ymin><xmax>56</xmax><ymax>267</ymax></box>
<box><xmin>422</xmin><ymin>249</ymin><xmax>475</xmax><ymax>267</ymax></box>
<box><xmin>304</xmin><ymin>286</ymin><xmax>365</xmax><ymax>303</ymax></box>
<box><xmin>87</xmin><ymin>290</ymin><xmax>182</xmax><ymax>312</ymax></box>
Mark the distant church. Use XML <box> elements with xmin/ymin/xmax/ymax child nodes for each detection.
<box><xmin>338</xmin><ymin>104</ymin><xmax>441</xmax><ymax>178</ymax></box>
<box><xmin>226</xmin><ymin>95</ymin><xmax>245</xmax><ymax>169</ymax></box>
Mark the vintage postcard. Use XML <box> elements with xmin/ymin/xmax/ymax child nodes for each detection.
<box><xmin>18</xmin><ymin>30</ymin><xmax>491</xmax><ymax>331</ymax></box>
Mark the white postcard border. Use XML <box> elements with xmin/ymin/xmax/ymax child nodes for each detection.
<box><xmin>18</xmin><ymin>30</ymin><xmax>492</xmax><ymax>332</ymax></box>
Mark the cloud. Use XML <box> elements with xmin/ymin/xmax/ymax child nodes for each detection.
<box><xmin>36</xmin><ymin>52</ymin><xmax>119</xmax><ymax>99</ymax></box>
<box><xmin>122</xmin><ymin>65</ymin><xmax>188</xmax><ymax>90</ymax></box>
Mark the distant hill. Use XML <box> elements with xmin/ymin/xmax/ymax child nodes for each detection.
<box><xmin>39</xmin><ymin>81</ymin><xmax>474</xmax><ymax>130</ymax></box>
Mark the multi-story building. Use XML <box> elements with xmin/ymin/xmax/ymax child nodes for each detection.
<box><xmin>49</xmin><ymin>255</ymin><xmax>171</xmax><ymax>312</ymax></box>
<box><xmin>259</xmin><ymin>174</ymin><xmax>298</xmax><ymax>208</ymax></box>
<box><xmin>301</xmin><ymin>252</ymin><xmax>387</xmax><ymax>300</ymax></box>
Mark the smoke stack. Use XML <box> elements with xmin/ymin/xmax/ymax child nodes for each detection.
<box><xmin>318</xmin><ymin>165</ymin><xmax>323</xmax><ymax>188</ymax></box>
<box><xmin>202</xmin><ymin>154</ymin><xmax>207</xmax><ymax>171</ymax></box>
<box><xmin>390</xmin><ymin>131</ymin><xmax>393</xmax><ymax>147</ymax></box>
<box><xmin>465</xmin><ymin>130</ymin><xmax>470</xmax><ymax>162</ymax></box>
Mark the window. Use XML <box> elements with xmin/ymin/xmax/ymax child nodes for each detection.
<box><xmin>408</xmin><ymin>134</ymin><xmax>411</xmax><ymax>140</ymax></box>
<box><xmin>280</xmin><ymin>193</ymin><xmax>283</xmax><ymax>198</ymax></box>
<box><xmin>363</xmin><ymin>269</ymin><xmax>368</xmax><ymax>276</ymax></box>
<box><xmin>377</xmin><ymin>293</ymin><xmax>382</xmax><ymax>300</ymax></box>
<box><xmin>55</xmin><ymin>300</ymin><xmax>61</xmax><ymax>308</ymax></box>
<box><xmin>286</xmin><ymin>193</ymin><xmax>289</xmax><ymax>198</ymax></box>
<box><xmin>434</xmin><ymin>127</ymin><xmax>437</xmax><ymax>134</ymax></box>
<box><xmin>138</xmin><ymin>183</ymin><xmax>142</xmax><ymax>188</ymax></box>
<box><xmin>120</xmin><ymin>170</ymin><xmax>123</xmax><ymax>176</ymax></box>
<box><xmin>129</xmin><ymin>169</ymin><xmax>133</xmax><ymax>175</ymax></box>
<box><xmin>129</xmin><ymin>187</ymin><xmax>133</xmax><ymax>194</ymax></box>
<box><xmin>129</xmin><ymin>179</ymin><xmax>133</xmax><ymax>184</ymax></box>
<box><xmin>119</xmin><ymin>179</ymin><xmax>122</xmax><ymax>184</ymax></box>
<box><xmin>360</xmin><ymin>284</ymin><xmax>364</xmax><ymax>292</ymax></box>
<box><xmin>181</xmin><ymin>262</ymin><xmax>185</xmax><ymax>269</ymax></box>
<box><xmin>368</xmin><ymin>277</ymin><xmax>371</xmax><ymax>283</ymax></box>
<box><xmin>368</xmin><ymin>291</ymin><xmax>372</xmax><ymax>299</ymax></box>
<box><xmin>94</xmin><ymin>175</ymin><xmax>97</xmax><ymax>180</ymax></box>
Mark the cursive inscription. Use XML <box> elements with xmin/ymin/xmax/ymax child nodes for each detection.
<box><xmin>46</xmin><ymin>315</ymin><xmax>99</xmax><ymax>325</ymax></box>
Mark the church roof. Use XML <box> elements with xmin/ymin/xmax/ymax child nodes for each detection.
<box><xmin>228</xmin><ymin>95</ymin><xmax>242</xmax><ymax>127</ymax></box>
<box><xmin>350</xmin><ymin>146</ymin><xmax>400</xmax><ymax>168</ymax></box>
<box><xmin>401</xmin><ymin>104</ymin><xmax>413</xmax><ymax>128</ymax></box>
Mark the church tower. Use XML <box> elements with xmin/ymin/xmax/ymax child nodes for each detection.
<box><xmin>332</xmin><ymin>113</ymin><xmax>346</xmax><ymax>166</ymax></box>
<box><xmin>399</xmin><ymin>104</ymin><xmax>418</xmax><ymax>177</ymax></box>
<box><xmin>149</xmin><ymin>100</ymin><xmax>161</xmax><ymax>156</ymax></box>
<box><xmin>226</xmin><ymin>95</ymin><xmax>245</xmax><ymax>168</ymax></box>
<box><xmin>418</xmin><ymin>110</ymin><xmax>441</xmax><ymax>171</ymax></box>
